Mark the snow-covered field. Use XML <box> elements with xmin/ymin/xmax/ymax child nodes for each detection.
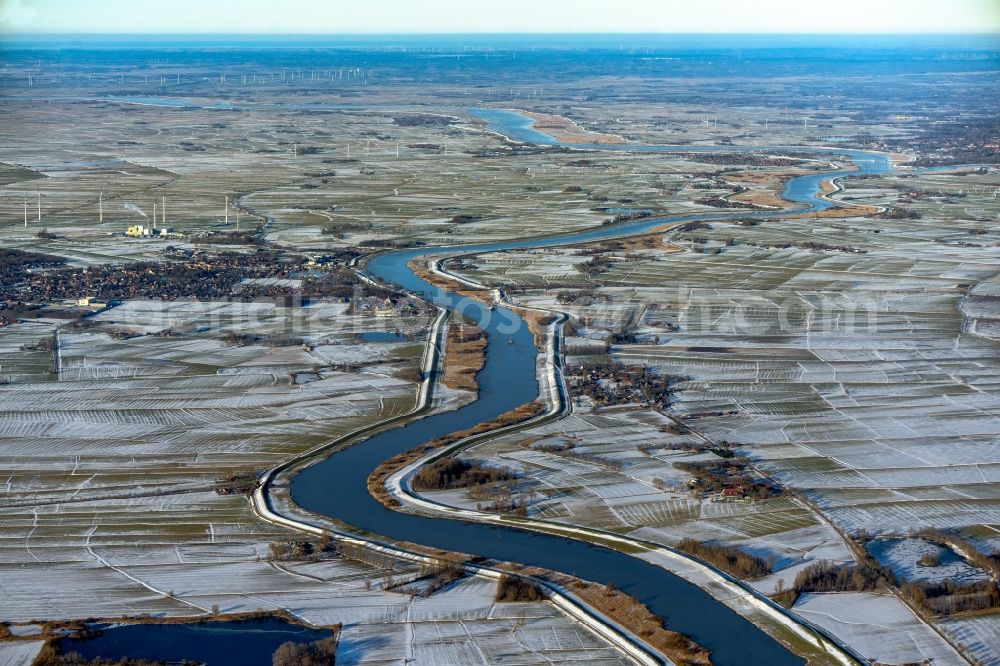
<box><xmin>0</xmin><ymin>303</ymin><xmax>425</xmax><ymax>508</ymax></box>
<box><xmin>424</xmin><ymin>404</ymin><xmax>853</xmax><ymax>584</ymax></box>
<box><xmin>0</xmin><ymin>640</ymin><xmax>45</xmax><ymax>666</ymax></box>
<box><xmin>438</xmin><ymin>169</ymin><xmax>1000</xmax><ymax>660</ymax></box>
<box><xmin>0</xmin><ymin>301</ymin><xmax>636</xmax><ymax>664</ymax></box>
<box><xmin>3</xmin><ymin>90</ymin><xmax>998</xmax><ymax>664</ymax></box>
<box><xmin>941</xmin><ymin>613</ymin><xmax>1000</xmax><ymax>666</ymax></box>
<box><xmin>792</xmin><ymin>592</ymin><xmax>964</xmax><ymax>664</ymax></box>
<box><xmin>0</xmin><ymin>489</ymin><xmax>629</xmax><ymax>664</ymax></box>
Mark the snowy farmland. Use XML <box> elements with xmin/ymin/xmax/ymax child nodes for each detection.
<box><xmin>791</xmin><ymin>592</ymin><xmax>965</xmax><ymax>665</ymax></box>
<box><xmin>422</xmin><ymin>405</ymin><xmax>855</xmax><ymax>588</ymax></box>
<box><xmin>0</xmin><ymin>490</ymin><xmax>628</xmax><ymax>665</ymax></box>
<box><xmin>0</xmin><ymin>300</ymin><xmax>632</xmax><ymax>664</ymax></box>
<box><xmin>0</xmin><ymin>300</ymin><xmax>427</xmax><ymax>507</ymax></box>
<box><xmin>435</xmin><ymin>166</ymin><xmax>1000</xmax><ymax>660</ymax></box>
<box><xmin>445</xmin><ymin>169</ymin><xmax>1000</xmax><ymax>551</ymax></box>
<box><xmin>0</xmin><ymin>640</ymin><xmax>45</xmax><ymax>666</ymax></box>
<box><xmin>2</xmin><ymin>52</ymin><xmax>999</xmax><ymax>664</ymax></box>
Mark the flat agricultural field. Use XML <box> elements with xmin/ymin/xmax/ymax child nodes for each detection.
<box><xmin>1</xmin><ymin>36</ymin><xmax>998</xmax><ymax>665</ymax></box>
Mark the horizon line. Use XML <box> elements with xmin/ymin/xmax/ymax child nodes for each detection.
<box><xmin>3</xmin><ymin>31</ymin><xmax>1000</xmax><ymax>37</ymax></box>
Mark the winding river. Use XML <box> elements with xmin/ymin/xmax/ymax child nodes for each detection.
<box><xmin>47</xmin><ymin>98</ymin><xmax>904</xmax><ymax>663</ymax></box>
<box><xmin>289</xmin><ymin>109</ymin><xmax>899</xmax><ymax>665</ymax></box>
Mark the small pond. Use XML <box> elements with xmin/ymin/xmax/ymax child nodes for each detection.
<box><xmin>59</xmin><ymin>617</ymin><xmax>334</xmax><ymax>666</ymax></box>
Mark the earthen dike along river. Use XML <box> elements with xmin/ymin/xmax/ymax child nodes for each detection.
<box><xmin>286</xmin><ymin>108</ymin><xmax>900</xmax><ymax>665</ymax></box>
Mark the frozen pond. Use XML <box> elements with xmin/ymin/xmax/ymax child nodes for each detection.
<box><xmin>867</xmin><ymin>538</ymin><xmax>989</xmax><ymax>585</ymax></box>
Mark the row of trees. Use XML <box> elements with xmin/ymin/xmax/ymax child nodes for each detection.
<box><xmin>411</xmin><ymin>458</ymin><xmax>515</xmax><ymax>491</ymax></box>
<box><xmin>911</xmin><ymin>528</ymin><xmax>1000</xmax><ymax>578</ymax></box>
<box><xmin>903</xmin><ymin>579</ymin><xmax>1000</xmax><ymax>616</ymax></box>
<box><xmin>495</xmin><ymin>574</ymin><xmax>544</xmax><ymax>602</ymax></box>
<box><xmin>0</xmin><ymin>247</ymin><xmax>65</xmax><ymax>287</ymax></box>
<box><xmin>773</xmin><ymin>551</ymin><xmax>1000</xmax><ymax>617</ymax></box>
<box><xmin>32</xmin><ymin>646</ymin><xmax>180</xmax><ymax>665</ymax></box>
<box><xmin>675</xmin><ymin>539</ymin><xmax>773</xmax><ymax>580</ymax></box>
<box><xmin>673</xmin><ymin>459</ymin><xmax>780</xmax><ymax>500</ymax></box>
<box><xmin>419</xmin><ymin>560</ymin><xmax>465</xmax><ymax>597</ymax></box>
<box><xmin>271</xmin><ymin>637</ymin><xmax>337</xmax><ymax>666</ymax></box>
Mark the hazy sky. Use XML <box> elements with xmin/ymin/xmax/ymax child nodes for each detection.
<box><xmin>1</xmin><ymin>0</ymin><xmax>999</xmax><ymax>34</ymax></box>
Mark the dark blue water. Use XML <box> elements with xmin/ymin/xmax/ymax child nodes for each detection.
<box><xmin>4</xmin><ymin>35</ymin><xmax>998</xmax><ymax>85</ymax></box>
<box><xmin>60</xmin><ymin>618</ymin><xmax>333</xmax><ymax>666</ymax></box>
